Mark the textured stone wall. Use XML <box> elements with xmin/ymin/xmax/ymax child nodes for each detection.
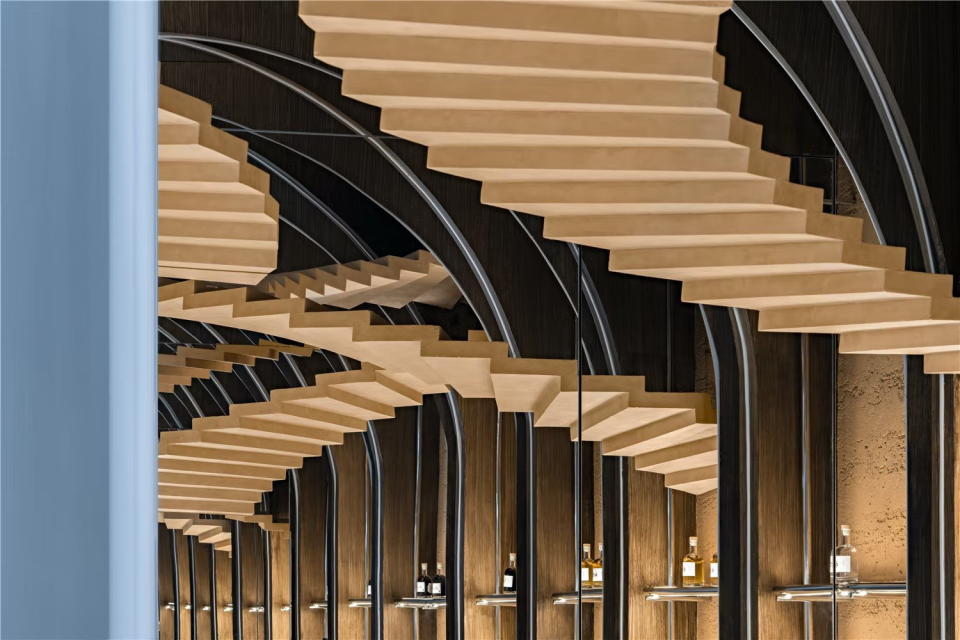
<box><xmin>836</xmin><ymin>354</ymin><xmax>906</xmax><ymax>638</ymax></box>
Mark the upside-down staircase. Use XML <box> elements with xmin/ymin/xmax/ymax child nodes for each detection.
<box><xmin>159</xmin><ymin>85</ymin><xmax>279</xmax><ymax>285</ymax></box>
<box><xmin>295</xmin><ymin>0</ymin><xmax>960</xmax><ymax>375</ymax></box>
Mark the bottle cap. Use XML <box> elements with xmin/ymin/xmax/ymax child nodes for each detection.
<box><xmin>436</xmin><ymin>561</ymin><xmax>443</xmax><ymax>571</ymax></box>
<box><xmin>597</xmin><ymin>543</ymin><xmax>603</xmax><ymax>551</ymax></box>
<box><xmin>509</xmin><ymin>552</ymin><xmax>516</xmax><ymax>560</ymax></box>
<box><xmin>689</xmin><ymin>536</ymin><xmax>698</xmax><ymax>545</ymax></box>
<box><xmin>840</xmin><ymin>524</ymin><xmax>851</xmax><ymax>534</ymax></box>
<box><xmin>421</xmin><ymin>562</ymin><xmax>428</xmax><ymax>570</ymax></box>
<box><xmin>583</xmin><ymin>543</ymin><xmax>591</xmax><ymax>551</ymax></box>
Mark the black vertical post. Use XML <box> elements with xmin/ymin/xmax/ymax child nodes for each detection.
<box><xmin>231</xmin><ymin>519</ymin><xmax>243</xmax><ymax>640</ymax></box>
<box><xmin>601</xmin><ymin>456</ymin><xmax>628</xmax><ymax>638</ymax></box>
<box><xmin>801</xmin><ymin>334</ymin><xmax>837</xmax><ymax>639</ymax></box>
<box><xmin>324</xmin><ymin>447</ymin><xmax>339</xmax><ymax>640</ymax></box>
<box><xmin>906</xmin><ymin>356</ymin><xmax>955</xmax><ymax>639</ymax></box>
<box><xmin>700</xmin><ymin>305</ymin><xmax>757</xmax><ymax>639</ymax></box>
<box><xmin>170</xmin><ymin>528</ymin><xmax>182</xmax><ymax>640</ymax></box>
<box><xmin>289</xmin><ymin>469</ymin><xmax>302</xmax><ymax>639</ymax></box>
<box><xmin>440</xmin><ymin>394</ymin><xmax>466</xmax><ymax>640</ymax></box>
<box><xmin>188</xmin><ymin>536</ymin><xmax>198</xmax><ymax>640</ymax></box>
<box><xmin>363</xmin><ymin>425</ymin><xmax>384</xmax><ymax>640</ymax></box>
<box><xmin>516</xmin><ymin>412</ymin><xmax>537</xmax><ymax>640</ymax></box>
<box><xmin>210</xmin><ymin>546</ymin><xmax>219</xmax><ymax>640</ymax></box>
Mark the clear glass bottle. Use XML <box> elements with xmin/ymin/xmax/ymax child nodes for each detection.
<box><xmin>431</xmin><ymin>561</ymin><xmax>446</xmax><ymax>597</ymax></box>
<box><xmin>580</xmin><ymin>543</ymin><xmax>594</xmax><ymax>588</ymax></box>
<box><xmin>591</xmin><ymin>543</ymin><xmax>604</xmax><ymax>588</ymax></box>
<box><xmin>416</xmin><ymin>562</ymin><xmax>432</xmax><ymax>597</ymax></box>
<box><xmin>681</xmin><ymin>536</ymin><xmax>704</xmax><ymax>587</ymax></box>
<box><xmin>709</xmin><ymin>553</ymin><xmax>719</xmax><ymax>587</ymax></box>
<box><xmin>830</xmin><ymin>524</ymin><xmax>860</xmax><ymax>585</ymax></box>
<box><xmin>502</xmin><ymin>552</ymin><xmax>517</xmax><ymax>593</ymax></box>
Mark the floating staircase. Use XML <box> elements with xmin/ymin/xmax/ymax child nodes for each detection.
<box><xmin>296</xmin><ymin>0</ymin><xmax>960</xmax><ymax>374</ymax></box>
<box><xmin>157</xmin><ymin>277</ymin><xmax>717</xmax><ymax>548</ymax></box>
<box><xmin>259</xmin><ymin>250</ymin><xmax>461</xmax><ymax>309</ymax></box>
<box><xmin>159</xmin><ymin>340</ymin><xmax>314</xmax><ymax>392</ymax></box>
<box><xmin>159</xmin><ymin>85</ymin><xmax>279</xmax><ymax>285</ymax></box>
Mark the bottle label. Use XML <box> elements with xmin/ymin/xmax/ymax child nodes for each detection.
<box><xmin>431</xmin><ymin>582</ymin><xmax>442</xmax><ymax>595</ymax></box>
<box><xmin>503</xmin><ymin>575</ymin><xmax>514</xmax><ymax>588</ymax></box>
<box><xmin>581</xmin><ymin>568</ymin><xmax>589</xmax><ymax>582</ymax></box>
<box><xmin>709</xmin><ymin>563</ymin><xmax>718</xmax><ymax>578</ymax></box>
<box><xmin>367</xmin><ymin>585</ymin><xmax>372</xmax><ymax>596</ymax></box>
<box><xmin>832</xmin><ymin>555</ymin><xmax>851</xmax><ymax>573</ymax></box>
<box><xmin>416</xmin><ymin>581</ymin><xmax>425</xmax><ymax>593</ymax></box>
<box><xmin>682</xmin><ymin>561</ymin><xmax>696</xmax><ymax>577</ymax></box>
<box><xmin>592</xmin><ymin>568</ymin><xmax>603</xmax><ymax>582</ymax></box>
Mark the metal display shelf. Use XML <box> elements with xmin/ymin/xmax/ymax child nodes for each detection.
<box><xmin>645</xmin><ymin>586</ymin><xmax>719</xmax><ymax>602</ymax></box>
<box><xmin>475</xmin><ymin>594</ymin><xmax>517</xmax><ymax>607</ymax></box>
<box><xmin>308</xmin><ymin>601</ymin><xmax>328</xmax><ymax>610</ymax></box>
<box><xmin>552</xmin><ymin>588</ymin><xmax>603</xmax><ymax>605</ymax></box>
<box><xmin>776</xmin><ymin>582</ymin><xmax>906</xmax><ymax>602</ymax></box>
<box><xmin>395</xmin><ymin>597</ymin><xmax>446</xmax><ymax>610</ymax></box>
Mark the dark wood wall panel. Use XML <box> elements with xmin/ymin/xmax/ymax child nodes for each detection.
<box><xmin>159</xmin><ymin>525</ymin><xmax>176</xmax><ymax>640</ymax></box>
<box><xmin>195</xmin><ymin>542</ymin><xmax>214</xmax><ymax>640</ymax></box>
<box><xmin>417</xmin><ymin>404</ymin><xmax>442</xmax><ymax>640</ymax></box>
<box><xmin>671</xmin><ymin>491</ymin><xmax>698</xmax><ymax>638</ymax></box>
<box><xmin>461</xmin><ymin>398</ymin><xmax>500</xmax><ymax>638</ymax></box>
<box><xmin>535</xmin><ymin>429</ymin><xmax>575</xmax><ymax>639</ymax></box>
<box><xmin>215</xmin><ymin>547</ymin><xmax>233</xmax><ymax>639</ymax></box>
<box><xmin>381</xmin><ymin>407</ymin><xmax>418</xmax><ymax>640</ymax></box>
<box><xmin>271</xmin><ymin>533</ymin><xmax>291</xmax><ymax>638</ymax></box>
<box><xmin>337</xmin><ymin>433</ymin><xmax>368</xmax><ymax>638</ymax></box>
<box><xmin>751</xmin><ymin>315</ymin><xmax>805</xmax><ymax>639</ymax></box>
<box><xmin>499</xmin><ymin>414</ymin><xmax>518</xmax><ymax>640</ymax></box>
<box><xmin>240</xmin><ymin>521</ymin><xmax>264</xmax><ymax>638</ymax></box>
<box><xmin>300</xmin><ymin>456</ymin><xmax>329</xmax><ymax>639</ymax></box>
<box><xmin>627</xmin><ymin>473</ymin><xmax>668</xmax><ymax>638</ymax></box>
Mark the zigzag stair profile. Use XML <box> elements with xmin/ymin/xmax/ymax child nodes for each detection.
<box><xmin>159</xmin><ymin>85</ymin><xmax>279</xmax><ymax>285</ymax></box>
<box><xmin>159</xmin><ymin>513</ymin><xmax>287</xmax><ymax>556</ymax></box>
<box><xmin>159</xmin><ymin>340</ymin><xmax>314</xmax><ymax>393</ymax></box>
<box><xmin>297</xmin><ymin>0</ymin><xmax>960</xmax><ymax>374</ymax></box>
<box><xmin>156</xmin><ymin>277</ymin><xmax>717</xmax><ymax>549</ymax></box>
<box><xmin>259</xmin><ymin>250</ymin><xmax>462</xmax><ymax>309</ymax></box>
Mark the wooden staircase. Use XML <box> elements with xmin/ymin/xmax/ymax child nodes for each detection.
<box><xmin>159</xmin><ymin>85</ymin><xmax>279</xmax><ymax>285</ymax></box>
<box><xmin>296</xmin><ymin>0</ymin><xmax>960</xmax><ymax>375</ymax></box>
<box><xmin>157</xmin><ymin>276</ymin><xmax>717</xmax><ymax>548</ymax></box>
<box><xmin>159</xmin><ymin>340</ymin><xmax>313</xmax><ymax>393</ymax></box>
<box><xmin>259</xmin><ymin>250</ymin><xmax>461</xmax><ymax>309</ymax></box>
<box><xmin>160</xmin><ymin>513</ymin><xmax>287</xmax><ymax>556</ymax></box>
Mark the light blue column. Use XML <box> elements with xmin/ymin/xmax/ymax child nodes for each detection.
<box><xmin>1</xmin><ymin>1</ymin><xmax>157</xmax><ymax>637</ymax></box>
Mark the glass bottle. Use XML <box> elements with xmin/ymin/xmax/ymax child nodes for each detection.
<box><xmin>591</xmin><ymin>543</ymin><xmax>604</xmax><ymax>588</ymax></box>
<box><xmin>366</xmin><ymin>579</ymin><xmax>372</xmax><ymax>597</ymax></box>
<box><xmin>709</xmin><ymin>553</ymin><xmax>719</xmax><ymax>587</ymax></box>
<box><xmin>416</xmin><ymin>562</ymin><xmax>432</xmax><ymax>597</ymax></box>
<box><xmin>580</xmin><ymin>543</ymin><xmax>593</xmax><ymax>588</ymax></box>
<box><xmin>502</xmin><ymin>553</ymin><xmax>517</xmax><ymax>593</ymax></box>
<box><xmin>431</xmin><ymin>561</ymin><xmax>446</xmax><ymax>597</ymax></box>
<box><xmin>681</xmin><ymin>536</ymin><xmax>704</xmax><ymax>587</ymax></box>
<box><xmin>830</xmin><ymin>524</ymin><xmax>860</xmax><ymax>585</ymax></box>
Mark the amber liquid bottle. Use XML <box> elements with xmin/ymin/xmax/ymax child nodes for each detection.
<box><xmin>681</xmin><ymin>536</ymin><xmax>704</xmax><ymax>587</ymax></box>
<box><xmin>592</xmin><ymin>543</ymin><xmax>604</xmax><ymax>588</ymax></box>
<box><xmin>709</xmin><ymin>553</ymin><xmax>719</xmax><ymax>587</ymax></box>
<box><xmin>580</xmin><ymin>543</ymin><xmax>594</xmax><ymax>588</ymax></box>
<box><xmin>502</xmin><ymin>553</ymin><xmax>517</xmax><ymax>593</ymax></box>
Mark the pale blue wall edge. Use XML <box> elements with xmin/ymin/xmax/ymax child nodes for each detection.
<box><xmin>1</xmin><ymin>1</ymin><xmax>158</xmax><ymax>637</ymax></box>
